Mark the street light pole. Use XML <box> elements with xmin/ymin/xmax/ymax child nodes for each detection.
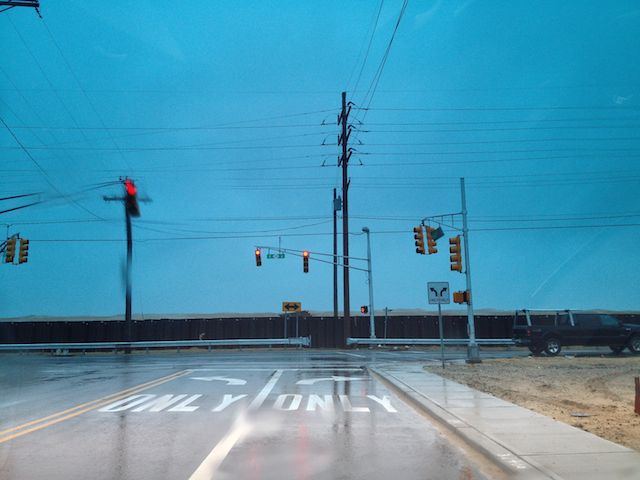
<box><xmin>362</xmin><ymin>227</ymin><xmax>376</xmax><ymax>340</ymax></box>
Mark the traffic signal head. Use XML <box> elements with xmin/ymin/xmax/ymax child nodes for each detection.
<box><xmin>255</xmin><ymin>248</ymin><xmax>262</xmax><ymax>266</ymax></box>
<box><xmin>124</xmin><ymin>179</ymin><xmax>140</xmax><ymax>217</ymax></box>
<box><xmin>5</xmin><ymin>238</ymin><xmax>16</xmax><ymax>263</ymax></box>
<box><xmin>360</xmin><ymin>305</ymin><xmax>368</xmax><ymax>314</ymax></box>
<box><xmin>453</xmin><ymin>290</ymin><xmax>471</xmax><ymax>304</ymax></box>
<box><xmin>303</xmin><ymin>250</ymin><xmax>309</xmax><ymax>273</ymax></box>
<box><xmin>426</xmin><ymin>227</ymin><xmax>438</xmax><ymax>254</ymax></box>
<box><xmin>413</xmin><ymin>226</ymin><xmax>425</xmax><ymax>254</ymax></box>
<box><xmin>18</xmin><ymin>239</ymin><xmax>29</xmax><ymax>264</ymax></box>
<box><xmin>449</xmin><ymin>236</ymin><xmax>462</xmax><ymax>272</ymax></box>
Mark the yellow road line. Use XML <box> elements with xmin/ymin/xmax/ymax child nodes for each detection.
<box><xmin>0</xmin><ymin>369</ymin><xmax>191</xmax><ymax>444</ymax></box>
<box><xmin>0</xmin><ymin>369</ymin><xmax>189</xmax><ymax>437</ymax></box>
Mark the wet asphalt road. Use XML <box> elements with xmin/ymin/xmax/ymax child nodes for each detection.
<box><xmin>0</xmin><ymin>349</ymin><xmax>505</xmax><ymax>480</ymax></box>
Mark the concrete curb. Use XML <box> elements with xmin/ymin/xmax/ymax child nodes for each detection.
<box><xmin>369</xmin><ymin>366</ymin><xmax>561</xmax><ymax>479</ymax></box>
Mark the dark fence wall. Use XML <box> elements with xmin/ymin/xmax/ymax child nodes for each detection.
<box><xmin>1</xmin><ymin>314</ymin><xmax>639</xmax><ymax>348</ymax></box>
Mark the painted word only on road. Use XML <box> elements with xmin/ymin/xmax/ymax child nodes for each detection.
<box><xmin>99</xmin><ymin>393</ymin><xmax>398</xmax><ymax>413</ymax></box>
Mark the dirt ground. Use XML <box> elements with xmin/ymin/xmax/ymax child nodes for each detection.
<box><xmin>424</xmin><ymin>355</ymin><xmax>640</xmax><ymax>451</ymax></box>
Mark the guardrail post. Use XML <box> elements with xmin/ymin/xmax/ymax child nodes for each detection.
<box><xmin>635</xmin><ymin>377</ymin><xmax>640</xmax><ymax>415</ymax></box>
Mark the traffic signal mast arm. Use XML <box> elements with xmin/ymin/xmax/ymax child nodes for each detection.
<box><xmin>253</xmin><ymin>246</ymin><xmax>369</xmax><ymax>272</ymax></box>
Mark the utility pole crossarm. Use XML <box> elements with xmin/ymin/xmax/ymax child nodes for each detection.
<box><xmin>0</xmin><ymin>1</ymin><xmax>41</xmax><ymax>16</ymax></box>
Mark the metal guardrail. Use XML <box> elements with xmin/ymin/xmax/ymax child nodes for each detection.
<box><xmin>347</xmin><ymin>338</ymin><xmax>515</xmax><ymax>346</ymax></box>
<box><xmin>0</xmin><ymin>337</ymin><xmax>311</xmax><ymax>351</ymax></box>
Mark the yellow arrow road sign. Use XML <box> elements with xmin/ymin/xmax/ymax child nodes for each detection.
<box><xmin>282</xmin><ymin>302</ymin><xmax>302</xmax><ymax>313</ymax></box>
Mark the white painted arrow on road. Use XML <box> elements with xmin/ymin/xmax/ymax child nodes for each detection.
<box><xmin>296</xmin><ymin>376</ymin><xmax>366</xmax><ymax>385</ymax></box>
<box><xmin>190</xmin><ymin>376</ymin><xmax>247</xmax><ymax>386</ymax></box>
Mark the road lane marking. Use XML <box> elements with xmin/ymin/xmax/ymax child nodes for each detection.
<box><xmin>306</xmin><ymin>394</ymin><xmax>334</xmax><ymax>412</ymax></box>
<box><xmin>0</xmin><ymin>369</ymin><xmax>190</xmax><ymax>437</ymax></box>
<box><xmin>96</xmin><ymin>393</ymin><xmax>399</xmax><ymax>414</ymax></box>
<box><xmin>367</xmin><ymin>395</ymin><xmax>398</xmax><ymax>412</ymax></box>
<box><xmin>296</xmin><ymin>375</ymin><xmax>366</xmax><ymax>385</ymax></box>
<box><xmin>339</xmin><ymin>395</ymin><xmax>370</xmax><ymax>413</ymax></box>
<box><xmin>0</xmin><ymin>369</ymin><xmax>191</xmax><ymax>444</ymax></box>
<box><xmin>248</xmin><ymin>369</ymin><xmax>283</xmax><ymax>410</ymax></box>
<box><xmin>212</xmin><ymin>394</ymin><xmax>248</xmax><ymax>412</ymax></box>
<box><xmin>273</xmin><ymin>394</ymin><xmax>303</xmax><ymax>411</ymax></box>
<box><xmin>188</xmin><ymin>414</ymin><xmax>252</xmax><ymax>480</ymax></box>
<box><xmin>335</xmin><ymin>352</ymin><xmax>366</xmax><ymax>358</ymax></box>
<box><xmin>167</xmin><ymin>394</ymin><xmax>203</xmax><ymax>412</ymax></box>
<box><xmin>190</xmin><ymin>376</ymin><xmax>246</xmax><ymax>385</ymax></box>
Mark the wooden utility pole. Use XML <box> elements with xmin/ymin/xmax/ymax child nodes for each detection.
<box><xmin>104</xmin><ymin>179</ymin><xmax>141</xmax><ymax>352</ymax></box>
<box><xmin>338</xmin><ymin>92</ymin><xmax>352</xmax><ymax>345</ymax></box>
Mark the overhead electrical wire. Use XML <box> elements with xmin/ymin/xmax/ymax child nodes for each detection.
<box><xmin>0</xmin><ymin>114</ymin><xmax>106</xmax><ymax>220</ymax></box>
<box><xmin>359</xmin><ymin>0</ymin><xmax>408</xmax><ymax>109</ymax></box>
<box><xmin>356</xmin><ymin>105</ymin><xmax>640</xmax><ymax>112</ymax></box>
<box><xmin>350</xmin><ymin>0</ymin><xmax>385</xmax><ymax>95</ymax></box>
<box><xmin>40</xmin><ymin>18</ymin><xmax>133</xmax><ymax>173</ymax></box>
<box><xmin>27</xmin><ymin>222</ymin><xmax>640</xmax><ymax>244</ymax></box>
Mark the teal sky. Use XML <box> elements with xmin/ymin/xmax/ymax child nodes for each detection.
<box><xmin>1</xmin><ymin>0</ymin><xmax>639</xmax><ymax>317</ymax></box>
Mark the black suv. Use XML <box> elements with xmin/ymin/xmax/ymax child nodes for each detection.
<box><xmin>513</xmin><ymin>310</ymin><xmax>640</xmax><ymax>356</ymax></box>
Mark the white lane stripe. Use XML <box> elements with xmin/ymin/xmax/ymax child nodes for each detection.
<box><xmin>335</xmin><ymin>352</ymin><xmax>366</xmax><ymax>358</ymax></box>
<box><xmin>248</xmin><ymin>369</ymin><xmax>283</xmax><ymax>410</ymax></box>
<box><xmin>190</xmin><ymin>366</ymin><xmax>362</xmax><ymax>373</ymax></box>
<box><xmin>188</xmin><ymin>415</ymin><xmax>252</xmax><ymax>480</ymax></box>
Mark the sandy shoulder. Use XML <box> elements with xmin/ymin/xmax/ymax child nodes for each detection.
<box><xmin>424</xmin><ymin>355</ymin><xmax>640</xmax><ymax>451</ymax></box>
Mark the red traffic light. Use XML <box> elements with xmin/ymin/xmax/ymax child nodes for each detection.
<box><xmin>124</xmin><ymin>179</ymin><xmax>137</xmax><ymax>196</ymax></box>
<box><xmin>255</xmin><ymin>248</ymin><xmax>262</xmax><ymax>266</ymax></box>
<box><xmin>303</xmin><ymin>250</ymin><xmax>309</xmax><ymax>273</ymax></box>
<box><xmin>123</xmin><ymin>179</ymin><xmax>140</xmax><ymax>217</ymax></box>
<box><xmin>360</xmin><ymin>305</ymin><xmax>368</xmax><ymax>314</ymax></box>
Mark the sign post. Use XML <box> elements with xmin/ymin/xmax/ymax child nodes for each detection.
<box><xmin>428</xmin><ymin>282</ymin><xmax>450</xmax><ymax>369</ymax></box>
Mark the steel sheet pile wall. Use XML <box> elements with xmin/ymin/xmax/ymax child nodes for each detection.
<box><xmin>1</xmin><ymin>314</ymin><xmax>638</xmax><ymax>348</ymax></box>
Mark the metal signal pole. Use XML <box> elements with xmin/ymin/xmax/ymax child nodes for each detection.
<box><xmin>362</xmin><ymin>227</ymin><xmax>376</xmax><ymax>341</ymax></box>
<box><xmin>125</xmin><ymin>207</ymin><xmax>133</xmax><ymax>344</ymax></box>
<box><xmin>338</xmin><ymin>91</ymin><xmax>352</xmax><ymax>345</ymax></box>
<box><xmin>461</xmin><ymin>177</ymin><xmax>480</xmax><ymax>363</ymax></box>
<box><xmin>333</xmin><ymin>188</ymin><xmax>339</xmax><ymax>325</ymax></box>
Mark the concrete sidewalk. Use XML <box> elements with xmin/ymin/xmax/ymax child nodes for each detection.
<box><xmin>372</xmin><ymin>364</ymin><xmax>640</xmax><ymax>480</ymax></box>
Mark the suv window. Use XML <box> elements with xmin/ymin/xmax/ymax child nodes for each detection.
<box><xmin>558</xmin><ymin>314</ymin><xmax>572</xmax><ymax>326</ymax></box>
<box><xmin>573</xmin><ymin>314</ymin><xmax>600</xmax><ymax>327</ymax></box>
<box><xmin>600</xmin><ymin>315</ymin><xmax>621</xmax><ymax>327</ymax></box>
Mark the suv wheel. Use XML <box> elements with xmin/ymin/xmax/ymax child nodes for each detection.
<box><xmin>528</xmin><ymin>345</ymin><xmax>543</xmax><ymax>355</ymax></box>
<box><xmin>609</xmin><ymin>345</ymin><xmax>625</xmax><ymax>355</ymax></box>
<box><xmin>628</xmin><ymin>335</ymin><xmax>640</xmax><ymax>354</ymax></box>
<box><xmin>544</xmin><ymin>337</ymin><xmax>562</xmax><ymax>356</ymax></box>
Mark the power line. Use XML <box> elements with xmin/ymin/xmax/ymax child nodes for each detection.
<box><xmin>40</xmin><ymin>18</ymin><xmax>134</xmax><ymax>172</ymax></box>
<box><xmin>358</xmin><ymin>137</ymin><xmax>640</xmax><ymax>146</ymax></box>
<box><xmin>0</xmin><ymin>192</ymin><xmax>41</xmax><ymax>201</ymax></box>
<box><xmin>362</xmin><ymin>124</ymin><xmax>640</xmax><ymax>133</ymax></box>
<box><xmin>351</xmin><ymin>0</ymin><xmax>385</xmax><ymax>95</ymax></box>
<box><xmin>9</xmin><ymin>116</ymin><xmax>640</xmax><ymax>131</ymax></box>
<box><xmin>26</xmin><ymin>222</ymin><xmax>640</xmax><ymax>243</ymax></box>
<box><xmin>8</xmin><ymin>137</ymin><xmax>639</xmax><ymax>152</ymax></box>
<box><xmin>0</xmin><ymin>114</ymin><xmax>105</xmax><ymax>220</ymax></box>
<box><xmin>4</xmin><ymin>123</ymin><xmax>333</xmax><ymax>131</ymax></box>
<box><xmin>360</xmin><ymin>0</ymin><xmax>408</xmax><ymax>109</ymax></box>
<box><xmin>357</xmin><ymin>105</ymin><xmax>640</xmax><ymax>112</ymax></box>
<box><xmin>362</xmin><ymin>117</ymin><xmax>640</xmax><ymax>126</ymax></box>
